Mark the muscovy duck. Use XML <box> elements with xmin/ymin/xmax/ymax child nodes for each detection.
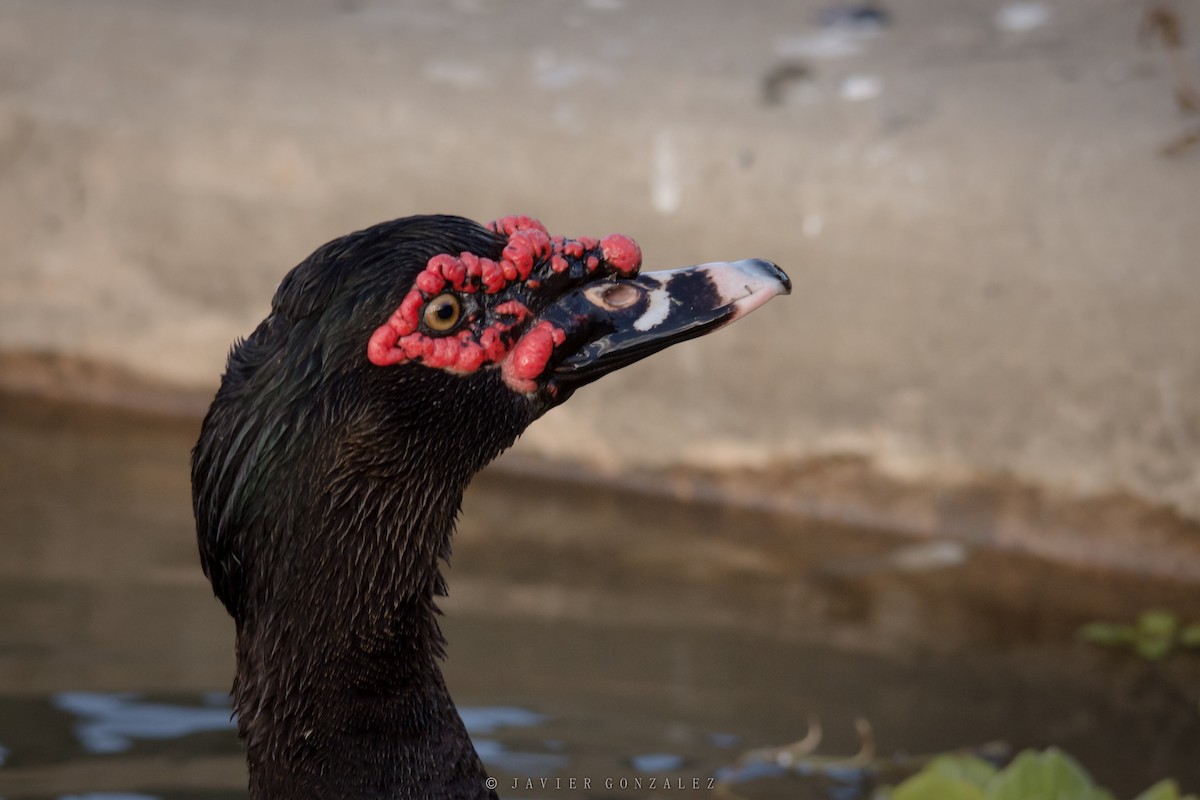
<box><xmin>192</xmin><ymin>214</ymin><xmax>789</xmax><ymax>799</ymax></box>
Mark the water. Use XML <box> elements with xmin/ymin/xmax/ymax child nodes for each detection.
<box><xmin>1</xmin><ymin>392</ymin><xmax>1199</xmax><ymax>799</ymax></box>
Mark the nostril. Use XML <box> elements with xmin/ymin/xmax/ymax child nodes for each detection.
<box><xmin>601</xmin><ymin>283</ymin><xmax>641</xmax><ymax>309</ymax></box>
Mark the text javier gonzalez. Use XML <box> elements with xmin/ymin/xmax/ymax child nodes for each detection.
<box><xmin>488</xmin><ymin>776</ymin><xmax>718</xmax><ymax>791</ymax></box>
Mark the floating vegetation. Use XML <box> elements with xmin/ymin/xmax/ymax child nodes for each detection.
<box><xmin>882</xmin><ymin>749</ymin><xmax>1197</xmax><ymax>800</ymax></box>
<box><xmin>1079</xmin><ymin>610</ymin><xmax>1200</xmax><ymax>662</ymax></box>
<box><xmin>713</xmin><ymin>717</ymin><xmax>1008</xmax><ymax>799</ymax></box>
<box><xmin>714</xmin><ymin>720</ymin><xmax>1195</xmax><ymax>800</ymax></box>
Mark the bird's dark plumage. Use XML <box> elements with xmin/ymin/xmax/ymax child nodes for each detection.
<box><xmin>192</xmin><ymin>214</ymin><xmax>788</xmax><ymax>799</ymax></box>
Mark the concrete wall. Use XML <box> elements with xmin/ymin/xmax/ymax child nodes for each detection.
<box><xmin>2</xmin><ymin>0</ymin><xmax>1199</xmax><ymax>519</ymax></box>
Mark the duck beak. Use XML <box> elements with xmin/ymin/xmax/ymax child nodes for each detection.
<box><xmin>524</xmin><ymin>258</ymin><xmax>790</xmax><ymax>407</ymax></box>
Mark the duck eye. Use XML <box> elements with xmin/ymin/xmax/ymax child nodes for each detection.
<box><xmin>422</xmin><ymin>293</ymin><xmax>462</xmax><ymax>333</ymax></box>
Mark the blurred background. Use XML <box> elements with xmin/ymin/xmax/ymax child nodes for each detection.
<box><xmin>1</xmin><ymin>0</ymin><xmax>1199</xmax><ymax>798</ymax></box>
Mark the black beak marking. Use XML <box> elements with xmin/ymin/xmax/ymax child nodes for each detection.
<box><xmin>548</xmin><ymin>259</ymin><xmax>790</xmax><ymax>391</ymax></box>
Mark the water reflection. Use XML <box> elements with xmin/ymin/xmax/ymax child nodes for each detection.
<box><xmin>460</xmin><ymin>706</ymin><xmax>572</xmax><ymax>776</ymax></box>
<box><xmin>629</xmin><ymin>752</ymin><xmax>684</xmax><ymax>772</ymax></box>
<box><xmin>53</xmin><ymin>693</ymin><xmax>234</xmax><ymax>756</ymax></box>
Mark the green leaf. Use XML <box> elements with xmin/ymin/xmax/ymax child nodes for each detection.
<box><xmin>1134</xmin><ymin>634</ymin><xmax>1175</xmax><ymax>662</ymax></box>
<box><xmin>1178</xmin><ymin>625</ymin><xmax>1200</xmax><ymax>648</ymax></box>
<box><xmin>1132</xmin><ymin>779</ymin><xmax>1191</xmax><ymax>800</ymax></box>
<box><xmin>893</xmin><ymin>770</ymin><xmax>989</xmax><ymax>800</ymax></box>
<box><xmin>926</xmin><ymin>755</ymin><xmax>998</xmax><ymax>789</ymax></box>
<box><xmin>1137</xmin><ymin>611</ymin><xmax>1180</xmax><ymax>638</ymax></box>
<box><xmin>1131</xmin><ymin>779</ymin><xmax>1176</xmax><ymax>800</ymax></box>
<box><xmin>1078</xmin><ymin>623</ymin><xmax>1135</xmax><ymax>646</ymax></box>
<box><xmin>986</xmin><ymin>748</ymin><xmax>1103</xmax><ymax>800</ymax></box>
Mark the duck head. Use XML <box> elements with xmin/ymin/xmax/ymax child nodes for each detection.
<box><xmin>363</xmin><ymin>214</ymin><xmax>789</xmax><ymax>411</ymax></box>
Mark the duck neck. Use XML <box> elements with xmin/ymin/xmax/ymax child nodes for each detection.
<box><xmin>195</xmin><ymin>368</ymin><xmax>531</xmax><ymax>799</ymax></box>
<box><xmin>230</xmin><ymin>448</ymin><xmax>497</xmax><ymax>800</ymax></box>
<box><xmin>234</xmin><ymin>590</ymin><xmax>495</xmax><ymax>800</ymax></box>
